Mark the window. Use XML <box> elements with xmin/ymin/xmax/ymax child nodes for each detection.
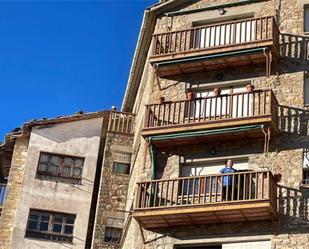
<box><xmin>112</xmin><ymin>162</ymin><xmax>130</xmax><ymax>175</ymax></box>
<box><xmin>305</xmin><ymin>6</ymin><xmax>309</xmax><ymax>33</ymax></box>
<box><xmin>191</xmin><ymin>15</ymin><xmax>255</xmax><ymax>49</ymax></box>
<box><xmin>305</xmin><ymin>76</ymin><xmax>309</xmax><ymax>105</ymax></box>
<box><xmin>104</xmin><ymin>227</ymin><xmax>122</xmax><ymax>244</ymax></box>
<box><xmin>188</xmin><ymin>84</ymin><xmax>252</xmax><ymax>120</ymax></box>
<box><xmin>37</xmin><ymin>152</ymin><xmax>84</xmax><ymax>183</ymax></box>
<box><xmin>25</xmin><ymin>209</ymin><xmax>76</xmax><ymax>243</ymax></box>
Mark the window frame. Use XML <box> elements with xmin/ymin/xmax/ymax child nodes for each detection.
<box><xmin>36</xmin><ymin>152</ymin><xmax>85</xmax><ymax>184</ymax></box>
<box><xmin>104</xmin><ymin>226</ymin><xmax>123</xmax><ymax>245</ymax></box>
<box><xmin>25</xmin><ymin>209</ymin><xmax>76</xmax><ymax>243</ymax></box>
<box><xmin>112</xmin><ymin>161</ymin><xmax>131</xmax><ymax>175</ymax></box>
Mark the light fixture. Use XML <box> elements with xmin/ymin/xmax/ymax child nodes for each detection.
<box><xmin>210</xmin><ymin>148</ymin><xmax>217</xmax><ymax>156</ymax></box>
<box><xmin>219</xmin><ymin>8</ymin><xmax>226</xmax><ymax>15</ymax></box>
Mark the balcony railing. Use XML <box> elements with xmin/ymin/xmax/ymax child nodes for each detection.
<box><xmin>134</xmin><ymin>171</ymin><xmax>277</xmax><ymax>229</ymax></box>
<box><xmin>108</xmin><ymin>111</ymin><xmax>135</xmax><ymax>134</ymax></box>
<box><xmin>143</xmin><ymin>89</ymin><xmax>278</xmax><ymax>135</ymax></box>
<box><xmin>151</xmin><ymin>16</ymin><xmax>279</xmax><ymax>57</ymax></box>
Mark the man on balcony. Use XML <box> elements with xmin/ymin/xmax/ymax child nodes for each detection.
<box><xmin>220</xmin><ymin>159</ymin><xmax>237</xmax><ymax>201</ymax></box>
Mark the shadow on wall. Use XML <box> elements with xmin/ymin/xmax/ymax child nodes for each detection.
<box><xmin>277</xmin><ymin>185</ymin><xmax>309</xmax><ymax>233</ymax></box>
<box><xmin>280</xmin><ymin>33</ymin><xmax>309</xmax><ymax>73</ymax></box>
<box><xmin>278</xmin><ymin>105</ymin><xmax>309</xmax><ymax>136</ymax></box>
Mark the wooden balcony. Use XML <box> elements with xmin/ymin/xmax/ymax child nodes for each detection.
<box><xmin>108</xmin><ymin>111</ymin><xmax>135</xmax><ymax>135</ymax></box>
<box><xmin>133</xmin><ymin>171</ymin><xmax>277</xmax><ymax>229</ymax></box>
<box><xmin>142</xmin><ymin>89</ymin><xmax>279</xmax><ymax>147</ymax></box>
<box><xmin>150</xmin><ymin>16</ymin><xmax>280</xmax><ymax>77</ymax></box>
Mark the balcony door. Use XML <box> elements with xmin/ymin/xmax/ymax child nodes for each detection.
<box><xmin>193</xmin><ymin>84</ymin><xmax>251</xmax><ymax>119</ymax></box>
<box><xmin>181</xmin><ymin>159</ymin><xmax>248</xmax><ymax>195</ymax></box>
<box><xmin>193</xmin><ymin>17</ymin><xmax>256</xmax><ymax>49</ymax></box>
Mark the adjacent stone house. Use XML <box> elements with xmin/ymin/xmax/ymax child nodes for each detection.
<box><xmin>0</xmin><ymin>110</ymin><xmax>134</xmax><ymax>249</ymax></box>
<box><xmin>121</xmin><ymin>0</ymin><xmax>309</xmax><ymax>248</ymax></box>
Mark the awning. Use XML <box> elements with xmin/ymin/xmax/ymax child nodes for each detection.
<box><xmin>154</xmin><ymin>47</ymin><xmax>269</xmax><ymax>68</ymax></box>
<box><xmin>146</xmin><ymin>124</ymin><xmax>266</xmax><ymax>142</ymax></box>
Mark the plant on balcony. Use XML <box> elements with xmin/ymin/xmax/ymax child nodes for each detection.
<box><xmin>186</xmin><ymin>92</ymin><xmax>195</xmax><ymax>100</ymax></box>
<box><xmin>246</xmin><ymin>84</ymin><xmax>255</xmax><ymax>93</ymax></box>
<box><xmin>213</xmin><ymin>88</ymin><xmax>221</xmax><ymax>96</ymax></box>
<box><xmin>158</xmin><ymin>96</ymin><xmax>165</xmax><ymax>104</ymax></box>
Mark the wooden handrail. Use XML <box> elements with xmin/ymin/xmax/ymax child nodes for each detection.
<box><xmin>108</xmin><ymin>111</ymin><xmax>135</xmax><ymax>134</ymax></box>
<box><xmin>153</xmin><ymin>16</ymin><xmax>276</xmax><ymax>36</ymax></box>
<box><xmin>135</xmin><ymin>171</ymin><xmax>276</xmax><ymax>210</ymax></box>
<box><xmin>144</xmin><ymin>89</ymin><xmax>277</xmax><ymax>129</ymax></box>
<box><xmin>152</xmin><ymin>16</ymin><xmax>278</xmax><ymax>56</ymax></box>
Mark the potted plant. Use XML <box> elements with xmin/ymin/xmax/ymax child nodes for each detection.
<box><xmin>213</xmin><ymin>87</ymin><xmax>221</xmax><ymax>97</ymax></box>
<box><xmin>186</xmin><ymin>92</ymin><xmax>195</xmax><ymax>101</ymax></box>
<box><xmin>246</xmin><ymin>83</ymin><xmax>255</xmax><ymax>93</ymax></box>
<box><xmin>158</xmin><ymin>96</ymin><xmax>165</xmax><ymax>104</ymax></box>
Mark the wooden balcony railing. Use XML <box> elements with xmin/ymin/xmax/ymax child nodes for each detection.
<box><xmin>108</xmin><ymin>111</ymin><xmax>134</xmax><ymax>134</ymax></box>
<box><xmin>136</xmin><ymin>171</ymin><xmax>276</xmax><ymax>209</ymax></box>
<box><xmin>152</xmin><ymin>16</ymin><xmax>279</xmax><ymax>57</ymax></box>
<box><xmin>144</xmin><ymin>89</ymin><xmax>278</xmax><ymax>134</ymax></box>
<box><xmin>134</xmin><ymin>171</ymin><xmax>277</xmax><ymax>228</ymax></box>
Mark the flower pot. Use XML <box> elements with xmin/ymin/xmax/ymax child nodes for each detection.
<box><xmin>186</xmin><ymin>92</ymin><xmax>195</xmax><ymax>101</ymax></box>
<box><xmin>213</xmin><ymin>88</ymin><xmax>221</xmax><ymax>97</ymax></box>
<box><xmin>158</xmin><ymin>96</ymin><xmax>165</xmax><ymax>104</ymax></box>
<box><xmin>246</xmin><ymin>84</ymin><xmax>255</xmax><ymax>93</ymax></box>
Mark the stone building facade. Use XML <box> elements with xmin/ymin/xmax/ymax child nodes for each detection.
<box><xmin>0</xmin><ymin>111</ymin><xmax>134</xmax><ymax>249</ymax></box>
<box><xmin>121</xmin><ymin>0</ymin><xmax>309</xmax><ymax>249</ymax></box>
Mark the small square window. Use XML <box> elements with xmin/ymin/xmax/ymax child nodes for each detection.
<box><xmin>75</xmin><ymin>159</ymin><xmax>84</xmax><ymax>167</ymax></box>
<box><xmin>39</xmin><ymin>222</ymin><xmax>49</xmax><ymax>232</ymax></box>
<box><xmin>28</xmin><ymin>220</ymin><xmax>38</xmax><ymax>230</ymax></box>
<box><xmin>64</xmin><ymin>225</ymin><xmax>74</xmax><ymax>235</ymax></box>
<box><xmin>113</xmin><ymin>162</ymin><xmax>130</xmax><ymax>175</ymax></box>
<box><xmin>38</xmin><ymin>163</ymin><xmax>48</xmax><ymax>172</ymax></box>
<box><xmin>104</xmin><ymin>227</ymin><xmax>122</xmax><ymax>244</ymax></box>
<box><xmin>48</xmin><ymin>165</ymin><xmax>58</xmax><ymax>174</ymax></box>
<box><xmin>73</xmin><ymin>168</ymin><xmax>82</xmax><ymax>177</ymax></box>
<box><xmin>63</xmin><ymin>167</ymin><xmax>71</xmax><ymax>176</ymax></box>
<box><xmin>51</xmin><ymin>156</ymin><xmax>60</xmax><ymax>165</ymax></box>
<box><xmin>40</xmin><ymin>154</ymin><xmax>49</xmax><ymax>163</ymax></box>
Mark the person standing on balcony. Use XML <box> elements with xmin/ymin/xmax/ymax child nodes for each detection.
<box><xmin>220</xmin><ymin>159</ymin><xmax>237</xmax><ymax>201</ymax></box>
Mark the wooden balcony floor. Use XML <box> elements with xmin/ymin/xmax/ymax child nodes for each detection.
<box><xmin>142</xmin><ymin>115</ymin><xmax>278</xmax><ymax>148</ymax></box>
<box><xmin>134</xmin><ymin>200</ymin><xmax>277</xmax><ymax>229</ymax></box>
<box><xmin>151</xmin><ymin>43</ymin><xmax>277</xmax><ymax>78</ymax></box>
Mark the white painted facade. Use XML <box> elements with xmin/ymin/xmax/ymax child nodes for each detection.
<box><xmin>10</xmin><ymin>118</ymin><xmax>103</xmax><ymax>249</ymax></box>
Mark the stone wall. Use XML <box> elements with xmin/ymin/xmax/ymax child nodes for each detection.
<box><xmin>92</xmin><ymin>132</ymin><xmax>133</xmax><ymax>249</ymax></box>
<box><xmin>122</xmin><ymin>0</ymin><xmax>309</xmax><ymax>248</ymax></box>
<box><xmin>0</xmin><ymin>137</ymin><xmax>29</xmax><ymax>249</ymax></box>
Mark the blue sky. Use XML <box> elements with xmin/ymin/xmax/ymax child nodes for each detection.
<box><xmin>0</xmin><ymin>0</ymin><xmax>156</xmax><ymax>140</ymax></box>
